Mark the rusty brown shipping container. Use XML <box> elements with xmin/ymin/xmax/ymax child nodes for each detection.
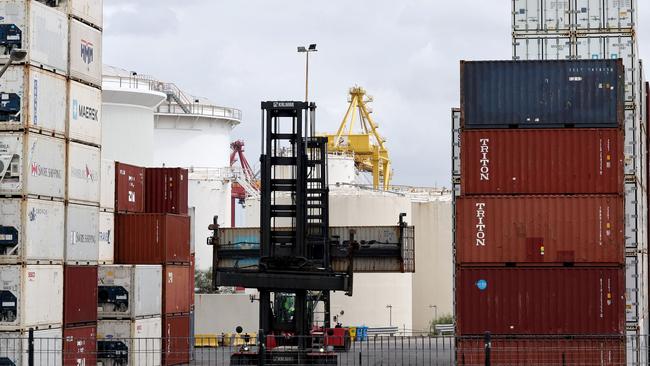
<box><xmin>63</xmin><ymin>325</ymin><xmax>97</xmax><ymax>366</ymax></box>
<box><xmin>163</xmin><ymin>265</ymin><xmax>191</xmax><ymax>315</ymax></box>
<box><xmin>456</xmin><ymin>337</ymin><xmax>625</xmax><ymax>365</ymax></box>
<box><xmin>460</xmin><ymin>129</ymin><xmax>624</xmax><ymax>195</ymax></box>
<box><xmin>145</xmin><ymin>168</ymin><xmax>189</xmax><ymax>215</ymax></box>
<box><xmin>115</xmin><ymin>213</ymin><xmax>190</xmax><ymax>264</ymax></box>
<box><xmin>64</xmin><ymin>266</ymin><xmax>98</xmax><ymax>327</ymax></box>
<box><xmin>163</xmin><ymin>314</ymin><xmax>191</xmax><ymax>366</ymax></box>
<box><xmin>455</xmin><ymin>268</ymin><xmax>625</xmax><ymax>335</ymax></box>
<box><xmin>455</xmin><ymin>195</ymin><xmax>624</xmax><ymax>266</ymax></box>
<box><xmin>115</xmin><ymin>162</ymin><xmax>145</xmax><ymax>213</ymax></box>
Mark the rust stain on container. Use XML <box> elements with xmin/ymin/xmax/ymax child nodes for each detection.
<box><xmin>455</xmin><ymin>195</ymin><xmax>624</xmax><ymax>265</ymax></box>
<box><xmin>115</xmin><ymin>213</ymin><xmax>190</xmax><ymax>264</ymax></box>
<box><xmin>163</xmin><ymin>264</ymin><xmax>191</xmax><ymax>315</ymax></box>
<box><xmin>460</xmin><ymin>129</ymin><xmax>624</xmax><ymax>195</ymax></box>
<box><xmin>115</xmin><ymin>162</ymin><xmax>145</xmax><ymax>213</ymax></box>
<box><xmin>163</xmin><ymin>314</ymin><xmax>191</xmax><ymax>366</ymax></box>
<box><xmin>456</xmin><ymin>337</ymin><xmax>625</xmax><ymax>365</ymax></box>
<box><xmin>145</xmin><ymin>168</ymin><xmax>189</xmax><ymax>215</ymax></box>
<box><xmin>455</xmin><ymin>268</ymin><xmax>625</xmax><ymax>335</ymax></box>
<box><xmin>63</xmin><ymin>325</ymin><xmax>97</xmax><ymax>366</ymax></box>
<box><xmin>64</xmin><ymin>265</ymin><xmax>97</xmax><ymax>327</ymax></box>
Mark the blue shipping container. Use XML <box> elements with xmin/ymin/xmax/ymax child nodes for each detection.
<box><xmin>460</xmin><ymin>60</ymin><xmax>624</xmax><ymax>128</ymax></box>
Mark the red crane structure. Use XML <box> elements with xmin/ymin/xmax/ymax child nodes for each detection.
<box><xmin>230</xmin><ymin>140</ymin><xmax>259</xmax><ymax>227</ymax></box>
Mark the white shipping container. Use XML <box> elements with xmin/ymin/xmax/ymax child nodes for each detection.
<box><xmin>574</xmin><ymin>36</ymin><xmax>605</xmax><ymax>59</ymax></box>
<box><xmin>65</xmin><ymin>203</ymin><xmax>98</xmax><ymax>264</ymax></box>
<box><xmin>604</xmin><ymin>0</ymin><xmax>636</xmax><ymax>31</ymax></box>
<box><xmin>98</xmin><ymin>210</ymin><xmax>113</xmax><ymax>264</ymax></box>
<box><xmin>97</xmin><ymin>318</ymin><xmax>161</xmax><ymax>366</ymax></box>
<box><xmin>0</xmin><ymin>65</ymin><xmax>66</xmax><ymax>135</ymax></box>
<box><xmin>542</xmin><ymin>0</ymin><xmax>571</xmax><ymax>32</ymax></box>
<box><xmin>66</xmin><ymin>142</ymin><xmax>100</xmax><ymax>204</ymax></box>
<box><xmin>605</xmin><ymin>35</ymin><xmax>636</xmax><ymax>104</ymax></box>
<box><xmin>512</xmin><ymin>0</ymin><xmax>542</xmax><ymax>33</ymax></box>
<box><xmin>451</xmin><ymin>109</ymin><xmax>460</xmax><ymax>177</ymax></box>
<box><xmin>513</xmin><ymin>36</ymin><xmax>572</xmax><ymax>60</ymax></box>
<box><xmin>627</xmin><ymin>255</ymin><xmax>639</xmax><ymax>323</ymax></box>
<box><xmin>68</xmin><ymin>80</ymin><xmax>101</xmax><ymax>145</ymax></box>
<box><xmin>68</xmin><ymin>18</ymin><xmax>102</xmax><ymax>87</ymax></box>
<box><xmin>625</xmin><ymin>182</ymin><xmax>638</xmax><ymax>248</ymax></box>
<box><xmin>99</xmin><ymin>159</ymin><xmax>114</xmax><ymax>211</ymax></box>
<box><xmin>0</xmin><ymin>198</ymin><xmax>64</xmax><ymax>264</ymax></box>
<box><xmin>0</xmin><ymin>264</ymin><xmax>63</xmax><ymax>329</ymax></box>
<box><xmin>0</xmin><ymin>327</ymin><xmax>62</xmax><ymax>366</ymax></box>
<box><xmin>0</xmin><ymin>0</ymin><xmax>68</xmax><ymax>74</ymax></box>
<box><xmin>97</xmin><ymin>265</ymin><xmax>162</xmax><ymax>319</ymax></box>
<box><xmin>57</xmin><ymin>0</ymin><xmax>103</xmax><ymax>29</ymax></box>
<box><xmin>624</xmin><ymin>109</ymin><xmax>636</xmax><ymax>176</ymax></box>
<box><xmin>0</xmin><ymin>132</ymin><xmax>65</xmax><ymax>199</ymax></box>
<box><xmin>574</xmin><ymin>0</ymin><xmax>605</xmax><ymax>31</ymax></box>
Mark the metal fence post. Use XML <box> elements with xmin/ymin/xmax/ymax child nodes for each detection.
<box><xmin>27</xmin><ymin>328</ymin><xmax>34</xmax><ymax>366</ymax></box>
<box><xmin>484</xmin><ymin>332</ymin><xmax>491</xmax><ymax>366</ymax></box>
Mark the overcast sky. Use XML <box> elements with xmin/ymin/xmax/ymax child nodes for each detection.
<box><xmin>103</xmin><ymin>1</ymin><xmax>650</xmax><ymax>187</ymax></box>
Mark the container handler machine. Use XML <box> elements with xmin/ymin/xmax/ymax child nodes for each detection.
<box><xmin>208</xmin><ymin>101</ymin><xmax>415</xmax><ymax>365</ymax></box>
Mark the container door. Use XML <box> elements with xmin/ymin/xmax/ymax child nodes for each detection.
<box><xmin>605</xmin><ymin>0</ymin><xmax>636</xmax><ymax>31</ymax></box>
<box><xmin>513</xmin><ymin>37</ymin><xmax>544</xmax><ymax>60</ymax></box>
<box><xmin>133</xmin><ymin>317</ymin><xmax>162</xmax><ymax>366</ymax></box>
<box><xmin>542</xmin><ymin>37</ymin><xmax>572</xmax><ymax>60</ymax></box>
<box><xmin>513</xmin><ymin>0</ymin><xmax>542</xmax><ymax>33</ymax></box>
<box><xmin>134</xmin><ymin>266</ymin><xmax>162</xmax><ymax>318</ymax></box>
<box><xmin>100</xmin><ymin>160</ymin><xmax>115</xmax><ymax>211</ymax></box>
<box><xmin>575</xmin><ymin>36</ymin><xmax>605</xmax><ymax>60</ymax></box>
<box><xmin>541</xmin><ymin>0</ymin><xmax>571</xmax><ymax>31</ymax></box>
<box><xmin>574</xmin><ymin>0</ymin><xmax>605</xmax><ymax>31</ymax></box>
<box><xmin>605</xmin><ymin>35</ymin><xmax>637</xmax><ymax>104</ymax></box>
<box><xmin>625</xmin><ymin>183</ymin><xmax>638</xmax><ymax>248</ymax></box>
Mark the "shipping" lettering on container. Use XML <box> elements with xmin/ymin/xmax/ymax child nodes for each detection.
<box><xmin>479</xmin><ymin>138</ymin><xmax>489</xmax><ymax>180</ymax></box>
<box><xmin>475</xmin><ymin>202</ymin><xmax>486</xmax><ymax>246</ymax></box>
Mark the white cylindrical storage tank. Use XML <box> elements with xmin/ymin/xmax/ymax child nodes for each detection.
<box><xmin>101</xmin><ymin>66</ymin><xmax>166</xmax><ymax>167</ymax></box>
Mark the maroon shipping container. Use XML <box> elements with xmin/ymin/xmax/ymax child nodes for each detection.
<box><xmin>115</xmin><ymin>162</ymin><xmax>145</xmax><ymax>213</ymax></box>
<box><xmin>63</xmin><ymin>325</ymin><xmax>97</xmax><ymax>366</ymax></box>
<box><xmin>455</xmin><ymin>195</ymin><xmax>624</xmax><ymax>265</ymax></box>
<box><xmin>116</xmin><ymin>213</ymin><xmax>190</xmax><ymax>264</ymax></box>
<box><xmin>163</xmin><ymin>265</ymin><xmax>191</xmax><ymax>315</ymax></box>
<box><xmin>64</xmin><ymin>266</ymin><xmax>98</xmax><ymax>327</ymax></box>
<box><xmin>460</xmin><ymin>129</ymin><xmax>624</xmax><ymax>195</ymax></box>
<box><xmin>456</xmin><ymin>337</ymin><xmax>625</xmax><ymax>365</ymax></box>
<box><xmin>163</xmin><ymin>314</ymin><xmax>191</xmax><ymax>366</ymax></box>
<box><xmin>455</xmin><ymin>268</ymin><xmax>625</xmax><ymax>335</ymax></box>
<box><xmin>146</xmin><ymin>168</ymin><xmax>189</xmax><ymax>215</ymax></box>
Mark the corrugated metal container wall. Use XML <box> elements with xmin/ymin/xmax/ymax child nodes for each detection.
<box><xmin>455</xmin><ymin>195</ymin><xmax>624</xmax><ymax>265</ymax></box>
<box><xmin>98</xmin><ymin>211</ymin><xmax>113</xmax><ymax>264</ymax></box>
<box><xmin>0</xmin><ymin>66</ymin><xmax>67</xmax><ymax>135</ymax></box>
<box><xmin>0</xmin><ymin>264</ymin><xmax>63</xmax><ymax>330</ymax></box>
<box><xmin>190</xmin><ymin>253</ymin><xmax>195</xmax><ymax>310</ymax></box>
<box><xmin>66</xmin><ymin>142</ymin><xmax>100</xmax><ymax>205</ymax></box>
<box><xmin>65</xmin><ymin>204</ymin><xmax>99</xmax><ymax>264</ymax></box>
<box><xmin>163</xmin><ymin>265</ymin><xmax>190</xmax><ymax>315</ymax></box>
<box><xmin>455</xmin><ymin>267</ymin><xmax>625</xmax><ymax>335</ymax></box>
<box><xmin>100</xmin><ymin>159</ymin><xmax>115</xmax><ymax>211</ymax></box>
<box><xmin>626</xmin><ymin>256</ymin><xmax>639</xmax><ymax>323</ymax></box>
<box><xmin>162</xmin><ymin>314</ymin><xmax>191</xmax><ymax>366</ymax></box>
<box><xmin>0</xmin><ymin>132</ymin><xmax>66</xmax><ymax>199</ymax></box>
<box><xmin>114</xmin><ymin>162</ymin><xmax>144</xmax><ymax>213</ymax></box>
<box><xmin>460</xmin><ymin>129</ymin><xmax>624</xmax><ymax>195</ymax></box>
<box><xmin>460</xmin><ymin>60</ymin><xmax>624</xmax><ymax>128</ymax></box>
<box><xmin>97</xmin><ymin>318</ymin><xmax>162</xmax><ymax>366</ymax></box>
<box><xmin>97</xmin><ymin>265</ymin><xmax>162</xmax><ymax>319</ymax></box>
<box><xmin>0</xmin><ymin>198</ymin><xmax>64</xmax><ymax>264</ymax></box>
<box><xmin>456</xmin><ymin>337</ymin><xmax>626</xmax><ymax>365</ymax></box>
<box><xmin>0</xmin><ymin>328</ymin><xmax>62</xmax><ymax>366</ymax></box>
<box><xmin>0</xmin><ymin>0</ymin><xmax>68</xmax><ymax>74</ymax></box>
<box><xmin>67</xmin><ymin>80</ymin><xmax>101</xmax><ymax>146</ymax></box>
<box><xmin>63</xmin><ymin>325</ymin><xmax>96</xmax><ymax>366</ymax></box>
<box><xmin>145</xmin><ymin>168</ymin><xmax>189</xmax><ymax>215</ymax></box>
<box><xmin>116</xmin><ymin>214</ymin><xmax>190</xmax><ymax>265</ymax></box>
<box><xmin>63</xmin><ymin>265</ymin><xmax>97</xmax><ymax>327</ymax></box>
<box><xmin>58</xmin><ymin>0</ymin><xmax>103</xmax><ymax>29</ymax></box>
<box><xmin>68</xmin><ymin>19</ymin><xmax>102</xmax><ymax>87</ymax></box>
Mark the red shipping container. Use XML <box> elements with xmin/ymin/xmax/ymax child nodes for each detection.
<box><xmin>63</xmin><ymin>325</ymin><xmax>97</xmax><ymax>366</ymax></box>
<box><xmin>455</xmin><ymin>195</ymin><xmax>624</xmax><ymax>266</ymax></box>
<box><xmin>456</xmin><ymin>337</ymin><xmax>625</xmax><ymax>365</ymax></box>
<box><xmin>64</xmin><ymin>266</ymin><xmax>98</xmax><ymax>327</ymax></box>
<box><xmin>163</xmin><ymin>314</ymin><xmax>191</xmax><ymax>366</ymax></box>
<box><xmin>455</xmin><ymin>268</ymin><xmax>625</xmax><ymax>335</ymax></box>
<box><xmin>163</xmin><ymin>265</ymin><xmax>191</xmax><ymax>315</ymax></box>
<box><xmin>116</xmin><ymin>213</ymin><xmax>190</xmax><ymax>264</ymax></box>
<box><xmin>460</xmin><ymin>129</ymin><xmax>624</xmax><ymax>195</ymax></box>
<box><xmin>146</xmin><ymin>168</ymin><xmax>189</xmax><ymax>215</ymax></box>
<box><xmin>115</xmin><ymin>162</ymin><xmax>145</xmax><ymax>213</ymax></box>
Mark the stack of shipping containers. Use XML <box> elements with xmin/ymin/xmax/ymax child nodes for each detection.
<box><xmin>453</xmin><ymin>58</ymin><xmax>628</xmax><ymax>363</ymax></box>
<box><xmin>511</xmin><ymin>1</ymin><xmax>649</xmax><ymax>363</ymax></box>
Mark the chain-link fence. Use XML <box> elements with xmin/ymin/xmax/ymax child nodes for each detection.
<box><xmin>1</xmin><ymin>332</ymin><xmax>648</xmax><ymax>365</ymax></box>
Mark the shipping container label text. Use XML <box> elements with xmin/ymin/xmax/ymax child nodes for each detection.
<box><xmin>479</xmin><ymin>138</ymin><xmax>489</xmax><ymax>180</ymax></box>
<box><xmin>475</xmin><ymin>202</ymin><xmax>486</xmax><ymax>246</ymax></box>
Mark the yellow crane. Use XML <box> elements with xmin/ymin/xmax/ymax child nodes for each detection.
<box><xmin>326</xmin><ymin>86</ymin><xmax>391</xmax><ymax>190</ymax></box>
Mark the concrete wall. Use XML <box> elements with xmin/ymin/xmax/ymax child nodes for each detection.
<box><xmin>194</xmin><ymin>294</ymin><xmax>259</xmax><ymax>334</ymax></box>
<box><xmin>411</xmin><ymin>199</ymin><xmax>453</xmax><ymax>333</ymax></box>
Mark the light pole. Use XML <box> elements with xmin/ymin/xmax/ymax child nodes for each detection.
<box><xmin>429</xmin><ymin>304</ymin><xmax>438</xmax><ymax>323</ymax></box>
<box><xmin>0</xmin><ymin>49</ymin><xmax>27</xmax><ymax>79</ymax></box>
<box><xmin>297</xmin><ymin>44</ymin><xmax>317</xmax><ymax>102</ymax></box>
<box><xmin>386</xmin><ymin>304</ymin><xmax>393</xmax><ymax>327</ymax></box>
